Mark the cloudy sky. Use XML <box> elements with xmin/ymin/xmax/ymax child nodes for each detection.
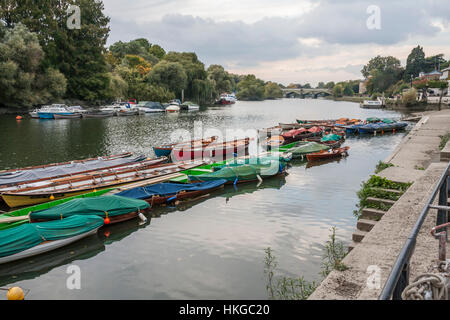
<box><xmin>102</xmin><ymin>0</ymin><xmax>450</xmax><ymax>86</ymax></box>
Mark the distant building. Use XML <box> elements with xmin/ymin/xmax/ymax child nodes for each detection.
<box><xmin>418</xmin><ymin>70</ymin><xmax>443</xmax><ymax>80</ymax></box>
<box><xmin>439</xmin><ymin>67</ymin><xmax>450</xmax><ymax>81</ymax></box>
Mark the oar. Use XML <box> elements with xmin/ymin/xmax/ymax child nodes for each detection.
<box><xmin>0</xmin><ymin>213</ymin><xmax>31</xmax><ymax>224</ymax></box>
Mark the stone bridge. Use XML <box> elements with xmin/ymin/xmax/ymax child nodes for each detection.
<box><xmin>281</xmin><ymin>88</ymin><xmax>331</xmax><ymax>98</ymax></box>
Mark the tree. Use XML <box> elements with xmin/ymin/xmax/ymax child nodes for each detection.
<box><xmin>109</xmin><ymin>38</ymin><xmax>159</xmax><ymax>65</ymax></box>
<box><xmin>303</xmin><ymin>83</ymin><xmax>312</xmax><ymax>89</ymax></box>
<box><xmin>402</xmin><ymin>88</ymin><xmax>418</xmax><ymax>107</ymax></box>
<box><xmin>404</xmin><ymin>46</ymin><xmax>426</xmax><ymax>81</ymax></box>
<box><xmin>361</xmin><ymin>55</ymin><xmax>403</xmax><ymax>79</ymax></box>
<box><xmin>332</xmin><ymin>85</ymin><xmax>343</xmax><ymax>97</ymax></box>
<box><xmin>0</xmin><ymin>0</ymin><xmax>112</xmax><ymax>103</ymax></box>
<box><xmin>149</xmin><ymin>44</ymin><xmax>166</xmax><ymax>60</ymax></box>
<box><xmin>343</xmin><ymin>84</ymin><xmax>354</xmax><ymax>96</ymax></box>
<box><xmin>424</xmin><ymin>54</ymin><xmax>446</xmax><ymax>73</ymax></box>
<box><xmin>325</xmin><ymin>81</ymin><xmax>335</xmax><ymax>89</ymax></box>
<box><xmin>148</xmin><ymin>60</ymin><xmax>187</xmax><ymax>96</ymax></box>
<box><xmin>236</xmin><ymin>74</ymin><xmax>265</xmax><ymax>101</ymax></box>
<box><xmin>0</xmin><ymin>23</ymin><xmax>66</xmax><ymax>108</ymax></box>
<box><xmin>264</xmin><ymin>82</ymin><xmax>283</xmax><ymax>99</ymax></box>
<box><xmin>317</xmin><ymin>82</ymin><xmax>325</xmax><ymax>89</ymax></box>
<box><xmin>207</xmin><ymin>64</ymin><xmax>233</xmax><ymax>96</ymax></box>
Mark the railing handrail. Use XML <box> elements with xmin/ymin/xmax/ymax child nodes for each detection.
<box><xmin>379</xmin><ymin>161</ymin><xmax>450</xmax><ymax>300</ymax></box>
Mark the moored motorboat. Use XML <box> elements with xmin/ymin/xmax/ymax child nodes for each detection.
<box><xmin>82</xmin><ymin>110</ymin><xmax>115</xmax><ymax>118</ymax></box>
<box><xmin>0</xmin><ymin>215</ymin><xmax>104</xmax><ymax>265</ymax></box>
<box><xmin>54</xmin><ymin>113</ymin><xmax>82</xmax><ymax>119</ymax></box>
<box><xmin>358</xmin><ymin>122</ymin><xmax>408</xmax><ymax>134</ymax></box>
<box><xmin>306</xmin><ymin>146</ymin><xmax>350</xmax><ymax>162</ymax></box>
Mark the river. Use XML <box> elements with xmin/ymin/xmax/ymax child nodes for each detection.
<box><xmin>0</xmin><ymin>99</ymin><xmax>407</xmax><ymax>299</ymax></box>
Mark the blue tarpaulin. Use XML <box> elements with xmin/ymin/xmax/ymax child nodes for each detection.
<box><xmin>115</xmin><ymin>180</ymin><xmax>227</xmax><ymax>200</ymax></box>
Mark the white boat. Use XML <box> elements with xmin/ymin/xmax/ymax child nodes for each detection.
<box><xmin>37</xmin><ymin>104</ymin><xmax>74</xmax><ymax>119</ymax></box>
<box><xmin>361</xmin><ymin>98</ymin><xmax>384</xmax><ymax>109</ymax></box>
<box><xmin>180</xmin><ymin>101</ymin><xmax>200</xmax><ymax>111</ymax></box>
<box><xmin>166</xmin><ymin>104</ymin><xmax>180</xmax><ymax>113</ymax></box>
<box><xmin>29</xmin><ymin>109</ymin><xmax>39</xmax><ymax>118</ymax></box>
<box><xmin>100</xmin><ymin>102</ymin><xmax>139</xmax><ymax>116</ymax></box>
<box><xmin>135</xmin><ymin>101</ymin><xmax>166</xmax><ymax>113</ymax></box>
<box><xmin>0</xmin><ymin>228</ymin><xmax>99</xmax><ymax>265</ymax></box>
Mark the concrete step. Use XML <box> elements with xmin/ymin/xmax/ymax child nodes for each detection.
<box><xmin>357</xmin><ymin>219</ymin><xmax>377</xmax><ymax>232</ymax></box>
<box><xmin>366</xmin><ymin>197</ymin><xmax>396</xmax><ymax>206</ymax></box>
<box><xmin>352</xmin><ymin>230</ymin><xmax>367</xmax><ymax>243</ymax></box>
<box><xmin>370</xmin><ymin>187</ymin><xmax>403</xmax><ymax>195</ymax></box>
<box><xmin>361</xmin><ymin>208</ymin><xmax>386</xmax><ymax>220</ymax></box>
<box><xmin>348</xmin><ymin>241</ymin><xmax>358</xmax><ymax>252</ymax></box>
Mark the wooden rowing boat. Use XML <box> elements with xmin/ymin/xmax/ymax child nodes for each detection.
<box><xmin>0</xmin><ymin>152</ymin><xmax>134</xmax><ymax>175</ymax></box>
<box><xmin>171</xmin><ymin>138</ymin><xmax>251</xmax><ymax>162</ymax></box>
<box><xmin>1</xmin><ymin>161</ymin><xmax>206</xmax><ymax>208</ymax></box>
<box><xmin>306</xmin><ymin>146</ymin><xmax>350</xmax><ymax>162</ymax></box>
<box><xmin>0</xmin><ymin>156</ymin><xmax>161</xmax><ymax>190</ymax></box>
<box><xmin>153</xmin><ymin>136</ymin><xmax>218</xmax><ymax>158</ymax></box>
<box><xmin>0</xmin><ymin>215</ymin><xmax>104</xmax><ymax>265</ymax></box>
<box><xmin>82</xmin><ymin>111</ymin><xmax>115</xmax><ymax>118</ymax></box>
<box><xmin>54</xmin><ymin>113</ymin><xmax>82</xmax><ymax>119</ymax></box>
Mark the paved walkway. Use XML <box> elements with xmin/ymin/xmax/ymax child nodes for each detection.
<box><xmin>309</xmin><ymin>109</ymin><xmax>450</xmax><ymax>300</ymax></box>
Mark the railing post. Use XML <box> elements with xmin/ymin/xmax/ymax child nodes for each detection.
<box><xmin>392</xmin><ymin>262</ymin><xmax>410</xmax><ymax>300</ymax></box>
<box><xmin>436</xmin><ymin>176</ymin><xmax>448</xmax><ymax>229</ymax></box>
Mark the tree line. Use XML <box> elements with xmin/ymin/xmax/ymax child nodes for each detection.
<box><xmin>0</xmin><ymin>0</ymin><xmax>282</xmax><ymax>109</ymax></box>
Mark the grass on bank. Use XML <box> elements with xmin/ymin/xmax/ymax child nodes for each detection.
<box><xmin>264</xmin><ymin>227</ymin><xmax>348</xmax><ymax>300</ymax></box>
<box><xmin>375</xmin><ymin>161</ymin><xmax>394</xmax><ymax>174</ymax></box>
<box><xmin>353</xmin><ymin>175</ymin><xmax>412</xmax><ymax>218</ymax></box>
<box><xmin>439</xmin><ymin>132</ymin><xmax>450</xmax><ymax>150</ymax></box>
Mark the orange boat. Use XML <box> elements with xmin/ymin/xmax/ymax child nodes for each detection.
<box><xmin>306</xmin><ymin>146</ymin><xmax>350</xmax><ymax>162</ymax></box>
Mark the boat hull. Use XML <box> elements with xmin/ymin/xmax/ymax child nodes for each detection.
<box><xmin>38</xmin><ymin>112</ymin><xmax>73</xmax><ymax>119</ymax></box>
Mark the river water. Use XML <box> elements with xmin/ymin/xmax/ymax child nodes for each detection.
<box><xmin>0</xmin><ymin>99</ymin><xmax>407</xmax><ymax>299</ymax></box>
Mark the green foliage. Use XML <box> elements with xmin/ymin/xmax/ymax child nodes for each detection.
<box><xmin>439</xmin><ymin>132</ymin><xmax>450</xmax><ymax>150</ymax></box>
<box><xmin>333</xmin><ymin>84</ymin><xmax>343</xmax><ymax>97</ymax></box>
<box><xmin>109</xmin><ymin>38</ymin><xmax>159</xmax><ymax>65</ymax></box>
<box><xmin>402</xmin><ymin>88</ymin><xmax>418</xmax><ymax>107</ymax></box>
<box><xmin>207</xmin><ymin>64</ymin><xmax>233</xmax><ymax>96</ymax></box>
<box><xmin>236</xmin><ymin>74</ymin><xmax>265</xmax><ymax>101</ymax></box>
<box><xmin>325</xmin><ymin>81</ymin><xmax>335</xmax><ymax>89</ymax></box>
<box><xmin>264</xmin><ymin>82</ymin><xmax>283</xmax><ymax>99</ymax></box>
<box><xmin>148</xmin><ymin>60</ymin><xmax>187</xmax><ymax>96</ymax></box>
<box><xmin>375</xmin><ymin>161</ymin><xmax>394</xmax><ymax>174</ymax></box>
<box><xmin>404</xmin><ymin>45</ymin><xmax>426</xmax><ymax>81</ymax></box>
<box><xmin>343</xmin><ymin>84</ymin><xmax>354</xmax><ymax>96</ymax></box>
<box><xmin>362</xmin><ymin>55</ymin><xmax>403</xmax><ymax>79</ymax></box>
<box><xmin>149</xmin><ymin>44</ymin><xmax>166</xmax><ymax>60</ymax></box>
<box><xmin>428</xmin><ymin>80</ymin><xmax>448</xmax><ymax>89</ymax></box>
<box><xmin>264</xmin><ymin>227</ymin><xmax>349</xmax><ymax>300</ymax></box>
<box><xmin>321</xmin><ymin>227</ymin><xmax>349</xmax><ymax>277</ymax></box>
<box><xmin>0</xmin><ymin>23</ymin><xmax>66</xmax><ymax>108</ymax></box>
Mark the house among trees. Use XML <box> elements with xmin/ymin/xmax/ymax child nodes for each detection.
<box><xmin>418</xmin><ymin>69</ymin><xmax>443</xmax><ymax>80</ymax></box>
<box><xmin>440</xmin><ymin>67</ymin><xmax>450</xmax><ymax>81</ymax></box>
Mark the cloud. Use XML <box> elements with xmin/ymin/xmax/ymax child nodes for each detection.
<box><xmin>102</xmin><ymin>0</ymin><xmax>450</xmax><ymax>84</ymax></box>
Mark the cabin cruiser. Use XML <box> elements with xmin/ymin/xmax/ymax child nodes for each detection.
<box><xmin>100</xmin><ymin>102</ymin><xmax>140</xmax><ymax>116</ymax></box>
<box><xmin>135</xmin><ymin>101</ymin><xmax>166</xmax><ymax>113</ymax></box>
<box><xmin>180</xmin><ymin>101</ymin><xmax>200</xmax><ymax>111</ymax></box>
<box><xmin>216</xmin><ymin>93</ymin><xmax>237</xmax><ymax>105</ymax></box>
<box><xmin>37</xmin><ymin>104</ymin><xmax>74</xmax><ymax>119</ymax></box>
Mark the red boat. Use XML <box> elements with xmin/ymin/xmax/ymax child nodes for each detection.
<box><xmin>306</xmin><ymin>146</ymin><xmax>350</xmax><ymax>162</ymax></box>
<box><xmin>282</xmin><ymin>129</ymin><xmax>315</xmax><ymax>144</ymax></box>
<box><xmin>171</xmin><ymin>138</ymin><xmax>251</xmax><ymax>162</ymax></box>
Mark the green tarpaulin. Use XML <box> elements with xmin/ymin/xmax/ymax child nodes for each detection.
<box><xmin>30</xmin><ymin>196</ymin><xmax>149</xmax><ymax>220</ymax></box>
<box><xmin>290</xmin><ymin>142</ymin><xmax>330</xmax><ymax>158</ymax></box>
<box><xmin>0</xmin><ymin>215</ymin><xmax>104</xmax><ymax>258</ymax></box>
<box><xmin>189</xmin><ymin>163</ymin><xmax>281</xmax><ymax>183</ymax></box>
<box><xmin>321</xmin><ymin>134</ymin><xmax>342</xmax><ymax>142</ymax></box>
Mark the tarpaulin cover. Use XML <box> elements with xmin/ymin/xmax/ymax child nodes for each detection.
<box><xmin>30</xmin><ymin>196</ymin><xmax>149</xmax><ymax>220</ymax></box>
<box><xmin>0</xmin><ymin>155</ymin><xmax>145</xmax><ymax>186</ymax></box>
<box><xmin>115</xmin><ymin>180</ymin><xmax>227</xmax><ymax>200</ymax></box>
<box><xmin>381</xmin><ymin>118</ymin><xmax>396</xmax><ymax>124</ymax></box>
<box><xmin>282</xmin><ymin>128</ymin><xmax>307</xmax><ymax>138</ymax></box>
<box><xmin>290</xmin><ymin>142</ymin><xmax>330</xmax><ymax>157</ymax></box>
<box><xmin>0</xmin><ymin>189</ymin><xmax>112</xmax><ymax>231</ymax></box>
<box><xmin>189</xmin><ymin>163</ymin><xmax>281</xmax><ymax>183</ymax></box>
<box><xmin>0</xmin><ymin>215</ymin><xmax>104</xmax><ymax>258</ymax></box>
<box><xmin>307</xmin><ymin>126</ymin><xmax>323</xmax><ymax>133</ymax></box>
<box><xmin>321</xmin><ymin>134</ymin><xmax>342</xmax><ymax>142</ymax></box>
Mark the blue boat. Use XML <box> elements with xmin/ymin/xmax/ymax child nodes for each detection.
<box><xmin>115</xmin><ymin>179</ymin><xmax>227</xmax><ymax>204</ymax></box>
<box><xmin>37</xmin><ymin>104</ymin><xmax>74</xmax><ymax>119</ymax></box>
<box><xmin>343</xmin><ymin>124</ymin><xmax>364</xmax><ymax>134</ymax></box>
<box><xmin>358</xmin><ymin>122</ymin><xmax>408</xmax><ymax>134</ymax></box>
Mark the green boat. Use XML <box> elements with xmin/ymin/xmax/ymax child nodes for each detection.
<box><xmin>188</xmin><ymin>162</ymin><xmax>284</xmax><ymax>184</ymax></box>
<box><xmin>0</xmin><ymin>189</ymin><xmax>113</xmax><ymax>231</ymax></box>
<box><xmin>289</xmin><ymin>142</ymin><xmax>330</xmax><ymax>159</ymax></box>
<box><xmin>170</xmin><ymin>153</ymin><xmax>291</xmax><ymax>183</ymax></box>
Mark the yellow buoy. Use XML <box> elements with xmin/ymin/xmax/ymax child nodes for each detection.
<box><xmin>7</xmin><ymin>287</ymin><xmax>24</xmax><ymax>300</ymax></box>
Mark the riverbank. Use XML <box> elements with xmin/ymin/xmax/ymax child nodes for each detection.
<box><xmin>309</xmin><ymin>109</ymin><xmax>450</xmax><ymax>300</ymax></box>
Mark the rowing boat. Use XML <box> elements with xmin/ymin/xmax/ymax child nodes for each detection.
<box><xmin>1</xmin><ymin>161</ymin><xmax>205</xmax><ymax>208</ymax></box>
<box><xmin>0</xmin><ymin>189</ymin><xmax>112</xmax><ymax>230</ymax></box>
<box><xmin>153</xmin><ymin>136</ymin><xmax>218</xmax><ymax>158</ymax></box>
<box><xmin>358</xmin><ymin>122</ymin><xmax>408</xmax><ymax>134</ymax></box>
<box><xmin>188</xmin><ymin>162</ymin><xmax>285</xmax><ymax>185</ymax></box>
<box><xmin>0</xmin><ymin>157</ymin><xmax>167</xmax><ymax>192</ymax></box>
<box><xmin>289</xmin><ymin>142</ymin><xmax>331</xmax><ymax>159</ymax></box>
<box><xmin>281</xmin><ymin>129</ymin><xmax>317</xmax><ymax>144</ymax></box>
<box><xmin>82</xmin><ymin>111</ymin><xmax>115</xmax><ymax>118</ymax></box>
<box><xmin>306</xmin><ymin>146</ymin><xmax>350</xmax><ymax>162</ymax></box>
<box><xmin>171</xmin><ymin>138</ymin><xmax>251</xmax><ymax>162</ymax></box>
<box><xmin>0</xmin><ymin>215</ymin><xmax>104</xmax><ymax>265</ymax></box>
<box><xmin>0</xmin><ymin>152</ymin><xmax>135</xmax><ymax>176</ymax></box>
<box><xmin>116</xmin><ymin>180</ymin><xmax>227</xmax><ymax>206</ymax></box>
<box><xmin>54</xmin><ymin>113</ymin><xmax>82</xmax><ymax>119</ymax></box>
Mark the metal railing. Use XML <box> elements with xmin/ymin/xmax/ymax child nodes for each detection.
<box><xmin>380</xmin><ymin>162</ymin><xmax>450</xmax><ymax>300</ymax></box>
